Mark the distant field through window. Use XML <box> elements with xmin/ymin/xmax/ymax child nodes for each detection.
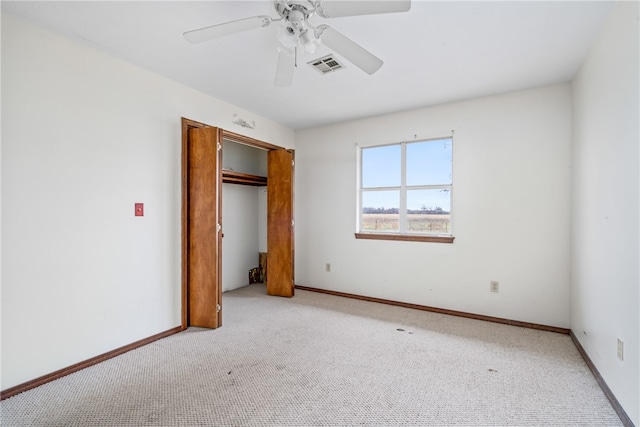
<box><xmin>357</xmin><ymin>137</ymin><xmax>453</xmax><ymax>243</ymax></box>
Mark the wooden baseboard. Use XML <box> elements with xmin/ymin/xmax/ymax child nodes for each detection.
<box><xmin>294</xmin><ymin>285</ymin><xmax>570</xmax><ymax>334</ymax></box>
<box><xmin>1</xmin><ymin>325</ymin><xmax>184</xmax><ymax>400</ymax></box>
<box><xmin>569</xmin><ymin>331</ymin><xmax>635</xmax><ymax>427</ymax></box>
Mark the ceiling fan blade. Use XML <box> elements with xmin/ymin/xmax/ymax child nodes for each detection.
<box><xmin>317</xmin><ymin>0</ymin><xmax>411</xmax><ymax>18</ymax></box>
<box><xmin>184</xmin><ymin>16</ymin><xmax>271</xmax><ymax>44</ymax></box>
<box><xmin>274</xmin><ymin>50</ymin><xmax>295</xmax><ymax>87</ymax></box>
<box><xmin>318</xmin><ymin>26</ymin><xmax>383</xmax><ymax>75</ymax></box>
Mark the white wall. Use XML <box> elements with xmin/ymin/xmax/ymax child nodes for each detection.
<box><xmin>221</xmin><ymin>184</ymin><xmax>261</xmax><ymax>292</ymax></box>
<box><xmin>571</xmin><ymin>1</ymin><xmax>639</xmax><ymax>424</ymax></box>
<box><xmin>221</xmin><ymin>139</ymin><xmax>268</xmax><ymax>176</ymax></box>
<box><xmin>0</xmin><ymin>13</ymin><xmax>294</xmax><ymax>390</ymax></box>
<box><xmin>258</xmin><ymin>188</ymin><xmax>268</xmax><ymax>253</ymax></box>
<box><xmin>295</xmin><ymin>84</ymin><xmax>572</xmax><ymax>328</ymax></box>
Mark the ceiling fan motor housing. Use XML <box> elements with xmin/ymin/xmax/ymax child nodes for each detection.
<box><xmin>274</xmin><ymin>0</ymin><xmax>315</xmax><ymax>18</ymax></box>
<box><xmin>275</xmin><ymin>1</ymin><xmax>315</xmax><ymax>35</ymax></box>
<box><xmin>286</xmin><ymin>9</ymin><xmax>306</xmax><ymax>36</ymax></box>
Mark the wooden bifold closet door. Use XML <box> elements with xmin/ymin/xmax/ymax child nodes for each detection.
<box><xmin>267</xmin><ymin>149</ymin><xmax>295</xmax><ymax>297</ymax></box>
<box><xmin>187</xmin><ymin>126</ymin><xmax>222</xmax><ymax>328</ymax></box>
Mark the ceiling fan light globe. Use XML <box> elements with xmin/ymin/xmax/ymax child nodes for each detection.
<box><xmin>299</xmin><ymin>29</ymin><xmax>317</xmax><ymax>53</ymax></box>
<box><xmin>304</xmin><ymin>39</ymin><xmax>318</xmax><ymax>54</ymax></box>
<box><xmin>277</xmin><ymin>24</ymin><xmax>299</xmax><ymax>50</ymax></box>
<box><xmin>304</xmin><ymin>42</ymin><xmax>317</xmax><ymax>54</ymax></box>
<box><xmin>299</xmin><ymin>28</ymin><xmax>312</xmax><ymax>43</ymax></box>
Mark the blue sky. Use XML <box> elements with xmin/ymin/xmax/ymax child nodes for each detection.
<box><xmin>362</xmin><ymin>138</ymin><xmax>452</xmax><ymax>211</ymax></box>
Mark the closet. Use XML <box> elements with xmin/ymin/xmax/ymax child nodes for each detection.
<box><xmin>221</xmin><ymin>139</ymin><xmax>268</xmax><ymax>293</ymax></box>
<box><xmin>181</xmin><ymin>118</ymin><xmax>294</xmax><ymax>330</ymax></box>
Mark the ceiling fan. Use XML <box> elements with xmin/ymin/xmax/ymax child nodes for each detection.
<box><xmin>183</xmin><ymin>0</ymin><xmax>411</xmax><ymax>86</ymax></box>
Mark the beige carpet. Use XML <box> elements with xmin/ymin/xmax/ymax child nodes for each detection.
<box><xmin>0</xmin><ymin>284</ymin><xmax>623</xmax><ymax>426</ymax></box>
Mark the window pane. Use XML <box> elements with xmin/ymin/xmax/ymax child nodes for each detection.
<box><xmin>361</xmin><ymin>190</ymin><xmax>399</xmax><ymax>232</ymax></box>
<box><xmin>406</xmin><ymin>139</ymin><xmax>452</xmax><ymax>186</ymax></box>
<box><xmin>406</xmin><ymin>188</ymin><xmax>451</xmax><ymax>234</ymax></box>
<box><xmin>362</xmin><ymin>145</ymin><xmax>401</xmax><ymax>188</ymax></box>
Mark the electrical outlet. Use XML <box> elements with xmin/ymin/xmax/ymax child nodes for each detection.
<box><xmin>617</xmin><ymin>338</ymin><xmax>624</xmax><ymax>361</ymax></box>
<box><xmin>490</xmin><ymin>281</ymin><xmax>499</xmax><ymax>293</ymax></box>
<box><xmin>325</xmin><ymin>263</ymin><xmax>331</xmax><ymax>272</ymax></box>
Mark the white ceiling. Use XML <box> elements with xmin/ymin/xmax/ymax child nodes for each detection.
<box><xmin>2</xmin><ymin>1</ymin><xmax>614</xmax><ymax>129</ymax></box>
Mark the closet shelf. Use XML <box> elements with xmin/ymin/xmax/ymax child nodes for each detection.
<box><xmin>222</xmin><ymin>170</ymin><xmax>267</xmax><ymax>186</ymax></box>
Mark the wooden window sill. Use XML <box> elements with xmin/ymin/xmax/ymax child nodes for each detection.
<box><xmin>354</xmin><ymin>233</ymin><xmax>455</xmax><ymax>243</ymax></box>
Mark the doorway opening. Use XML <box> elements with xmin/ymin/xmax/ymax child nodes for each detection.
<box><xmin>181</xmin><ymin>118</ymin><xmax>294</xmax><ymax>330</ymax></box>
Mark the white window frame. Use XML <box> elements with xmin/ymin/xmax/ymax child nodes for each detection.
<box><xmin>356</xmin><ymin>137</ymin><xmax>454</xmax><ymax>244</ymax></box>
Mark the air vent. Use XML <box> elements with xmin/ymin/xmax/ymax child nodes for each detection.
<box><xmin>308</xmin><ymin>55</ymin><xmax>345</xmax><ymax>74</ymax></box>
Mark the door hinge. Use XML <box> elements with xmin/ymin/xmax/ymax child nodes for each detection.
<box><xmin>217</xmin><ymin>142</ymin><xmax>222</xmax><ymax>151</ymax></box>
<box><xmin>291</xmin><ymin>220</ymin><xmax>295</xmax><ymax>227</ymax></box>
<box><xmin>217</xmin><ymin>223</ymin><xmax>222</xmax><ymax>233</ymax></box>
<box><xmin>217</xmin><ymin>304</ymin><xmax>221</xmax><ymax>313</ymax></box>
<box><xmin>292</xmin><ymin>160</ymin><xmax>295</xmax><ymax>167</ymax></box>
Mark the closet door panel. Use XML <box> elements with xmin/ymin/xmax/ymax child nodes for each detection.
<box><xmin>188</xmin><ymin>126</ymin><xmax>222</xmax><ymax>327</ymax></box>
<box><xmin>267</xmin><ymin>149</ymin><xmax>294</xmax><ymax>297</ymax></box>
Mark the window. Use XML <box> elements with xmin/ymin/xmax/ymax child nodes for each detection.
<box><xmin>356</xmin><ymin>137</ymin><xmax>454</xmax><ymax>243</ymax></box>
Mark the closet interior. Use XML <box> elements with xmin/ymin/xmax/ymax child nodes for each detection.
<box><xmin>221</xmin><ymin>139</ymin><xmax>268</xmax><ymax>292</ymax></box>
